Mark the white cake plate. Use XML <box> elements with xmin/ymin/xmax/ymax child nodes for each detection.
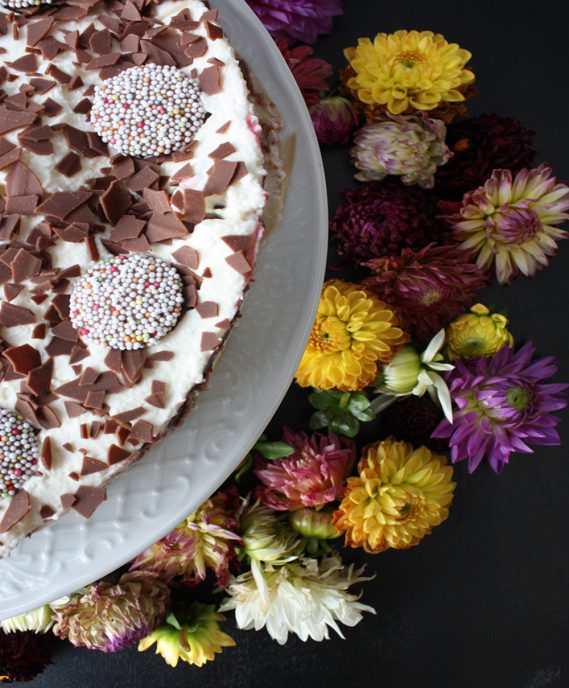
<box><xmin>0</xmin><ymin>0</ymin><xmax>328</xmax><ymax>618</ymax></box>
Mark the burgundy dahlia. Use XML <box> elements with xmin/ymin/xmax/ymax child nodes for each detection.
<box><xmin>434</xmin><ymin>113</ymin><xmax>537</xmax><ymax>200</ymax></box>
<box><xmin>432</xmin><ymin>343</ymin><xmax>568</xmax><ymax>474</ymax></box>
<box><xmin>0</xmin><ymin>630</ymin><xmax>53</xmax><ymax>682</ymax></box>
<box><xmin>246</xmin><ymin>0</ymin><xmax>343</xmax><ymax>44</ymax></box>
<box><xmin>331</xmin><ymin>182</ymin><xmax>446</xmax><ymax>266</ymax></box>
<box><xmin>275</xmin><ymin>38</ymin><xmax>333</xmax><ymax>107</ymax></box>
<box><xmin>310</xmin><ymin>96</ymin><xmax>360</xmax><ymax>145</ymax></box>
<box><xmin>363</xmin><ymin>244</ymin><xmax>487</xmax><ymax>341</ymax></box>
<box><xmin>383</xmin><ymin>396</ymin><xmax>447</xmax><ymax>452</ymax></box>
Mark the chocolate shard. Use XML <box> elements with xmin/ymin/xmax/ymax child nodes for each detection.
<box><xmin>3</xmin><ymin>345</ymin><xmax>41</xmax><ymax>375</ymax></box>
<box><xmin>7</xmin><ymin>53</ymin><xmax>38</xmax><ymax>73</ymax></box>
<box><xmin>27</xmin><ymin>358</ymin><xmax>53</xmax><ymax>396</ymax></box>
<box><xmin>121</xmin><ymin>349</ymin><xmax>147</xmax><ymax>386</ymax></box>
<box><xmin>209</xmin><ymin>142</ymin><xmax>236</xmax><ymax>159</ymax></box>
<box><xmin>142</xmin><ymin>189</ymin><xmax>171</xmax><ymax>214</ymax></box>
<box><xmin>60</xmin><ymin>493</ymin><xmax>76</xmax><ymax>509</ymax></box>
<box><xmin>26</xmin><ymin>17</ymin><xmax>55</xmax><ymax>47</ymax></box>
<box><xmin>6</xmin><ymin>161</ymin><xmax>43</xmax><ymax>198</ymax></box>
<box><xmin>199</xmin><ymin>65</ymin><xmax>222</xmax><ymax>95</ymax></box>
<box><xmin>107</xmin><ymin>444</ymin><xmax>131</xmax><ymax>465</ymax></box>
<box><xmin>172</xmin><ymin>245</ymin><xmax>199</xmax><ymax>270</ymax></box>
<box><xmin>55</xmin><ymin>152</ymin><xmax>82</xmax><ymax>177</ymax></box>
<box><xmin>176</xmin><ymin>189</ymin><xmax>206</xmax><ymax>224</ymax></box>
<box><xmin>203</xmin><ymin>160</ymin><xmax>239</xmax><ymax>196</ymax></box>
<box><xmin>0</xmin><ymin>490</ymin><xmax>31</xmax><ymax>533</ymax></box>
<box><xmin>36</xmin><ymin>191</ymin><xmax>93</xmax><ymax>221</ymax></box>
<box><xmin>145</xmin><ymin>213</ymin><xmax>190</xmax><ymax>243</ymax></box>
<box><xmin>72</xmin><ymin>486</ymin><xmax>107</xmax><ymax>519</ymax></box>
<box><xmin>201</xmin><ymin>332</ymin><xmax>221</xmax><ymax>351</ymax></box>
<box><xmin>111</xmin><ymin>214</ymin><xmax>145</xmax><ymax>242</ymax></box>
<box><xmin>225</xmin><ymin>251</ymin><xmax>252</xmax><ymax>275</ymax></box>
<box><xmin>196</xmin><ymin>300</ymin><xmax>219</xmax><ymax>318</ymax></box>
<box><xmin>100</xmin><ymin>180</ymin><xmax>132</xmax><ymax>225</ymax></box>
<box><xmin>51</xmin><ymin>319</ymin><xmax>78</xmax><ymax>342</ymax></box>
<box><xmin>81</xmin><ymin>457</ymin><xmax>108</xmax><ymax>476</ymax></box>
<box><xmin>40</xmin><ymin>505</ymin><xmax>56</xmax><ymax>519</ymax></box>
<box><xmin>0</xmin><ymin>106</ymin><xmax>38</xmax><ymax>135</ymax></box>
<box><xmin>40</xmin><ymin>437</ymin><xmax>52</xmax><ymax>470</ymax></box>
<box><xmin>114</xmin><ymin>407</ymin><xmax>145</xmax><ymax>424</ymax></box>
<box><xmin>0</xmin><ymin>302</ymin><xmax>36</xmax><ymax>327</ymax></box>
<box><xmin>130</xmin><ymin>420</ymin><xmax>155</xmax><ymax>444</ymax></box>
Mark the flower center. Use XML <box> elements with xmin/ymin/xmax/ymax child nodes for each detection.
<box><xmin>461</xmin><ymin>336</ymin><xmax>488</xmax><ymax>356</ymax></box>
<box><xmin>506</xmin><ymin>385</ymin><xmax>532</xmax><ymax>411</ymax></box>
<box><xmin>495</xmin><ymin>207</ymin><xmax>542</xmax><ymax>244</ymax></box>
<box><xmin>419</xmin><ymin>289</ymin><xmax>443</xmax><ymax>307</ymax></box>
<box><xmin>394</xmin><ymin>51</ymin><xmax>425</xmax><ymax>69</ymax></box>
<box><xmin>309</xmin><ymin>316</ymin><xmax>351</xmax><ymax>353</ymax></box>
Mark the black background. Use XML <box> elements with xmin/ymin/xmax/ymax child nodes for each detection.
<box><xmin>14</xmin><ymin>0</ymin><xmax>569</xmax><ymax>686</ymax></box>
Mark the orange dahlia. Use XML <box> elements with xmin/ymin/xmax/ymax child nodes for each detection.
<box><xmin>333</xmin><ymin>437</ymin><xmax>455</xmax><ymax>553</ymax></box>
<box><xmin>295</xmin><ymin>281</ymin><xmax>408</xmax><ymax>392</ymax></box>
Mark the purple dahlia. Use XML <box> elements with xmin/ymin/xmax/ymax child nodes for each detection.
<box><xmin>331</xmin><ymin>182</ymin><xmax>447</xmax><ymax>266</ymax></box>
<box><xmin>433</xmin><ymin>343</ymin><xmax>567</xmax><ymax>474</ymax></box>
<box><xmin>383</xmin><ymin>396</ymin><xmax>447</xmax><ymax>452</ymax></box>
<box><xmin>434</xmin><ymin>113</ymin><xmax>537</xmax><ymax>200</ymax></box>
<box><xmin>246</xmin><ymin>0</ymin><xmax>343</xmax><ymax>44</ymax></box>
<box><xmin>0</xmin><ymin>630</ymin><xmax>53</xmax><ymax>682</ymax></box>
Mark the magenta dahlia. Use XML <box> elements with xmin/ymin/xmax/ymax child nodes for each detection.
<box><xmin>311</xmin><ymin>96</ymin><xmax>360</xmax><ymax>145</ymax></box>
<box><xmin>435</xmin><ymin>113</ymin><xmax>537</xmax><ymax>200</ymax></box>
<box><xmin>275</xmin><ymin>38</ymin><xmax>333</xmax><ymax>107</ymax></box>
<box><xmin>383</xmin><ymin>396</ymin><xmax>447</xmax><ymax>452</ymax></box>
<box><xmin>246</xmin><ymin>0</ymin><xmax>343</xmax><ymax>44</ymax></box>
<box><xmin>331</xmin><ymin>182</ymin><xmax>447</xmax><ymax>266</ymax></box>
<box><xmin>0</xmin><ymin>630</ymin><xmax>53</xmax><ymax>682</ymax></box>
<box><xmin>432</xmin><ymin>343</ymin><xmax>568</xmax><ymax>474</ymax></box>
<box><xmin>363</xmin><ymin>244</ymin><xmax>487</xmax><ymax>342</ymax></box>
<box><xmin>255</xmin><ymin>427</ymin><xmax>355</xmax><ymax>511</ymax></box>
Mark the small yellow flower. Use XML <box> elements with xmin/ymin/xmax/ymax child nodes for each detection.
<box><xmin>296</xmin><ymin>280</ymin><xmax>408</xmax><ymax>392</ymax></box>
<box><xmin>446</xmin><ymin>304</ymin><xmax>514</xmax><ymax>360</ymax></box>
<box><xmin>333</xmin><ymin>437</ymin><xmax>455</xmax><ymax>553</ymax></box>
<box><xmin>344</xmin><ymin>30</ymin><xmax>475</xmax><ymax>120</ymax></box>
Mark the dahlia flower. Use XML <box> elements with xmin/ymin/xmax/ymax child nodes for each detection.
<box><xmin>449</xmin><ymin>165</ymin><xmax>569</xmax><ymax>284</ymax></box>
<box><xmin>446</xmin><ymin>303</ymin><xmax>513</xmax><ymax>360</ymax></box>
<box><xmin>275</xmin><ymin>38</ymin><xmax>333</xmax><ymax>107</ymax></box>
<box><xmin>219</xmin><ymin>552</ymin><xmax>375</xmax><ymax>644</ymax></box>
<box><xmin>240</xmin><ymin>498</ymin><xmax>302</xmax><ymax>564</ymax></box>
<box><xmin>0</xmin><ymin>630</ymin><xmax>53</xmax><ymax>682</ymax></box>
<box><xmin>383</xmin><ymin>396</ymin><xmax>446</xmax><ymax>451</ymax></box>
<box><xmin>331</xmin><ymin>183</ymin><xmax>446</xmax><ymax>267</ymax></box>
<box><xmin>352</xmin><ymin>114</ymin><xmax>451</xmax><ymax>188</ymax></box>
<box><xmin>435</xmin><ymin>113</ymin><xmax>537</xmax><ymax>200</ymax></box>
<box><xmin>364</xmin><ymin>244</ymin><xmax>487</xmax><ymax>342</ymax></box>
<box><xmin>130</xmin><ymin>488</ymin><xmax>241</xmax><ymax>587</ymax></box>
<box><xmin>52</xmin><ymin>572</ymin><xmax>170</xmax><ymax>652</ymax></box>
<box><xmin>374</xmin><ymin>330</ymin><xmax>454</xmax><ymax>422</ymax></box>
<box><xmin>295</xmin><ymin>280</ymin><xmax>408</xmax><ymax>391</ymax></box>
<box><xmin>289</xmin><ymin>507</ymin><xmax>341</xmax><ymax>556</ymax></box>
<box><xmin>344</xmin><ymin>30</ymin><xmax>475</xmax><ymax>121</ymax></box>
<box><xmin>1</xmin><ymin>605</ymin><xmax>54</xmax><ymax>634</ymax></box>
<box><xmin>311</xmin><ymin>96</ymin><xmax>360</xmax><ymax>146</ymax></box>
<box><xmin>333</xmin><ymin>437</ymin><xmax>455</xmax><ymax>553</ymax></box>
<box><xmin>246</xmin><ymin>0</ymin><xmax>343</xmax><ymax>44</ymax></box>
<box><xmin>255</xmin><ymin>427</ymin><xmax>355</xmax><ymax>510</ymax></box>
<box><xmin>139</xmin><ymin>603</ymin><xmax>235</xmax><ymax>668</ymax></box>
<box><xmin>433</xmin><ymin>342</ymin><xmax>568</xmax><ymax>474</ymax></box>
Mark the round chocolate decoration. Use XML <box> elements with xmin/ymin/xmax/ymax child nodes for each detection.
<box><xmin>70</xmin><ymin>254</ymin><xmax>184</xmax><ymax>351</ymax></box>
<box><xmin>90</xmin><ymin>63</ymin><xmax>206</xmax><ymax>159</ymax></box>
<box><xmin>0</xmin><ymin>410</ymin><xmax>39</xmax><ymax>499</ymax></box>
<box><xmin>0</xmin><ymin>0</ymin><xmax>51</xmax><ymax>8</ymax></box>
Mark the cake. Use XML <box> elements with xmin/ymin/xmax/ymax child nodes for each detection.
<box><xmin>0</xmin><ymin>0</ymin><xmax>287</xmax><ymax>556</ymax></box>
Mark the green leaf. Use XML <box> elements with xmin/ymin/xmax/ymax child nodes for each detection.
<box><xmin>166</xmin><ymin>612</ymin><xmax>182</xmax><ymax>630</ymax></box>
<box><xmin>351</xmin><ymin>407</ymin><xmax>376</xmax><ymax>422</ymax></box>
<box><xmin>309</xmin><ymin>410</ymin><xmax>330</xmax><ymax>430</ymax></box>
<box><xmin>234</xmin><ymin>453</ymin><xmax>253</xmax><ymax>482</ymax></box>
<box><xmin>338</xmin><ymin>392</ymin><xmax>351</xmax><ymax>409</ymax></box>
<box><xmin>254</xmin><ymin>441</ymin><xmax>295</xmax><ymax>460</ymax></box>
<box><xmin>330</xmin><ymin>413</ymin><xmax>359</xmax><ymax>438</ymax></box>
<box><xmin>308</xmin><ymin>391</ymin><xmax>335</xmax><ymax>411</ymax></box>
<box><xmin>347</xmin><ymin>393</ymin><xmax>371</xmax><ymax>413</ymax></box>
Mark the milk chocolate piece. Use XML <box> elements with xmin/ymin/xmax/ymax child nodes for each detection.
<box><xmin>0</xmin><ymin>298</ymin><xmax>35</xmax><ymax>325</ymax></box>
<box><xmin>4</xmin><ymin>345</ymin><xmax>41</xmax><ymax>375</ymax></box>
<box><xmin>40</xmin><ymin>437</ymin><xmax>52</xmax><ymax>470</ymax></box>
<box><xmin>0</xmin><ymin>490</ymin><xmax>31</xmax><ymax>533</ymax></box>
<box><xmin>72</xmin><ymin>485</ymin><xmax>107</xmax><ymax>518</ymax></box>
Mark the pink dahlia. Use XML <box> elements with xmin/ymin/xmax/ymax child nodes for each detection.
<box><xmin>246</xmin><ymin>0</ymin><xmax>343</xmax><ymax>44</ymax></box>
<box><xmin>310</xmin><ymin>96</ymin><xmax>360</xmax><ymax>145</ymax></box>
<box><xmin>432</xmin><ymin>343</ymin><xmax>568</xmax><ymax>474</ymax></box>
<box><xmin>363</xmin><ymin>244</ymin><xmax>487</xmax><ymax>342</ymax></box>
<box><xmin>276</xmin><ymin>38</ymin><xmax>333</xmax><ymax>107</ymax></box>
<box><xmin>130</xmin><ymin>488</ymin><xmax>241</xmax><ymax>587</ymax></box>
<box><xmin>331</xmin><ymin>182</ymin><xmax>447</xmax><ymax>266</ymax></box>
<box><xmin>255</xmin><ymin>427</ymin><xmax>355</xmax><ymax>511</ymax></box>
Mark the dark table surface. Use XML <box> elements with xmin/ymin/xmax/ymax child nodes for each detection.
<box><xmin>15</xmin><ymin>1</ymin><xmax>569</xmax><ymax>686</ymax></box>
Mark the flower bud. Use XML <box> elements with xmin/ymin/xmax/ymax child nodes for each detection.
<box><xmin>289</xmin><ymin>507</ymin><xmax>341</xmax><ymax>540</ymax></box>
<box><xmin>310</xmin><ymin>96</ymin><xmax>359</xmax><ymax>146</ymax></box>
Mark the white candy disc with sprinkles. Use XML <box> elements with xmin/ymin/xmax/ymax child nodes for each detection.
<box><xmin>0</xmin><ymin>0</ymin><xmax>51</xmax><ymax>8</ymax></box>
<box><xmin>70</xmin><ymin>254</ymin><xmax>184</xmax><ymax>351</ymax></box>
<box><xmin>0</xmin><ymin>411</ymin><xmax>39</xmax><ymax>499</ymax></box>
<box><xmin>90</xmin><ymin>63</ymin><xmax>206</xmax><ymax>159</ymax></box>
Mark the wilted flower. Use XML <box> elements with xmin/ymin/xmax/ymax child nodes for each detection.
<box><xmin>383</xmin><ymin>396</ymin><xmax>446</xmax><ymax>451</ymax></box>
<box><xmin>333</xmin><ymin>437</ymin><xmax>455</xmax><ymax>553</ymax></box>
<box><xmin>246</xmin><ymin>0</ymin><xmax>343</xmax><ymax>44</ymax></box>
<box><xmin>364</xmin><ymin>244</ymin><xmax>487</xmax><ymax>342</ymax></box>
<box><xmin>255</xmin><ymin>427</ymin><xmax>355</xmax><ymax>510</ymax></box>
<box><xmin>1</xmin><ymin>605</ymin><xmax>54</xmax><ymax>634</ymax></box>
<box><xmin>352</xmin><ymin>115</ymin><xmax>451</xmax><ymax>187</ymax></box>
<box><xmin>433</xmin><ymin>342</ymin><xmax>568</xmax><ymax>474</ymax></box>
<box><xmin>343</xmin><ymin>30</ymin><xmax>475</xmax><ymax>121</ymax></box>
<box><xmin>311</xmin><ymin>96</ymin><xmax>359</xmax><ymax>145</ymax></box>
<box><xmin>375</xmin><ymin>330</ymin><xmax>454</xmax><ymax>422</ymax></box>
<box><xmin>52</xmin><ymin>572</ymin><xmax>170</xmax><ymax>652</ymax></box>
<box><xmin>139</xmin><ymin>603</ymin><xmax>235</xmax><ymax>668</ymax></box>
<box><xmin>130</xmin><ymin>488</ymin><xmax>241</xmax><ymax>587</ymax></box>
<box><xmin>331</xmin><ymin>183</ymin><xmax>446</xmax><ymax>266</ymax></box>
<box><xmin>0</xmin><ymin>630</ymin><xmax>53</xmax><ymax>683</ymax></box>
<box><xmin>240</xmin><ymin>499</ymin><xmax>302</xmax><ymax>564</ymax></box>
<box><xmin>435</xmin><ymin>113</ymin><xmax>537</xmax><ymax>200</ymax></box>
<box><xmin>220</xmin><ymin>552</ymin><xmax>375</xmax><ymax>644</ymax></box>
<box><xmin>449</xmin><ymin>165</ymin><xmax>569</xmax><ymax>284</ymax></box>
<box><xmin>446</xmin><ymin>304</ymin><xmax>513</xmax><ymax>360</ymax></box>
<box><xmin>295</xmin><ymin>280</ymin><xmax>408</xmax><ymax>391</ymax></box>
<box><xmin>275</xmin><ymin>38</ymin><xmax>333</xmax><ymax>107</ymax></box>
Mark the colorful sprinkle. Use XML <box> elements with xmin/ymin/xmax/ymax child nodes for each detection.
<box><xmin>0</xmin><ymin>410</ymin><xmax>39</xmax><ymax>499</ymax></box>
<box><xmin>70</xmin><ymin>254</ymin><xmax>184</xmax><ymax>351</ymax></box>
<box><xmin>0</xmin><ymin>0</ymin><xmax>51</xmax><ymax>8</ymax></box>
<box><xmin>90</xmin><ymin>64</ymin><xmax>206</xmax><ymax>159</ymax></box>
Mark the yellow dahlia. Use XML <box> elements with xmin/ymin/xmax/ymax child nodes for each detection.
<box><xmin>446</xmin><ymin>304</ymin><xmax>513</xmax><ymax>360</ymax></box>
<box><xmin>333</xmin><ymin>437</ymin><xmax>455</xmax><ymax>553</ymax></box>
<box><xmin>295</xmin><ymin>280</ymin><xmax>408</xmax><ymax>392</ymax></box>
<box><xmin>344</xmin><ymin>30</ymin><xmax>475</xmax><ymax>121</ymax></box>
